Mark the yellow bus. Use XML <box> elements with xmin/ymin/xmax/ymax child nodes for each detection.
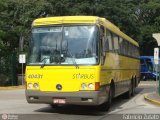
<box><xmin>25</xmin><ymin>16</ymin><xmax>140</xmax><ymax>111</ymax></box>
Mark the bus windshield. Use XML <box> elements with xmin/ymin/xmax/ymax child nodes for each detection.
<box><xmin>29</xmin><ymin>25</ymin><xmax>99</xmax><ymax>65</ymax></box>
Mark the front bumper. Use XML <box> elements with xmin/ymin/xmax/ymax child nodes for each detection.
<box><xmin>25</xmin><ymin>90</ymin><xmax>108</xmax><ymax>106</ymax></box>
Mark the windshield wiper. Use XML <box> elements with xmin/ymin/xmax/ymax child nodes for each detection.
<box><xmin>40</xmin><ymin>57</ymin><xmax>49</xmax><ymax>68</ymax></box>
<box><xmin>66</xmin><ymin>50</ymin><xmax>79</xmax><ymax>69</ymax></box>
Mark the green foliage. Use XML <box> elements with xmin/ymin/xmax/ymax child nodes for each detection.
<box><xmin>135</xmin><ymin>0</ymin><xmax>160</xmax><ymax>55</ymax></box>
<box><xmin>1</xmin><ymin>0</ymin><xmax>160</xmax><ymax>84</ymax></box>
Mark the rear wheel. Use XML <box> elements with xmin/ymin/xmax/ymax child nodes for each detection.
<box><xmin>123</xmin><ymin>81</ymin><xmax>132</xmax><ymax>99</ymax></box>
<box><xmin>131</xmin><ymin>79</ymin><xmax>135</xmax><ymax>96</ymax></box>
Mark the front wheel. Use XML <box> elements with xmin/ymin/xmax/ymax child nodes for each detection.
<box><xmin>99</xmin><ymin>86</ymin><xmax>112</xmax><ymax>111</ymax></box>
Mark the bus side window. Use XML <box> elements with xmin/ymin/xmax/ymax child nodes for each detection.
<box><xmin>124</xmin><ymin>41</ymin><xmax>128</xmax><ymax>56</ymax></box>
<box><xmin>133</xmin><ymin>45</ymin><xmax>136</xmax><ymax>57</ymax></box>
<box><xmin>106</xmin><ymin>31</ymin><xmax>112</xmax><ymax>51</ymax></box>
<box><xmin>100</xmin><ymin>26</ymin><xmax>106</xmax><ymax>65</ymax></box>
<box><xmin>136</xmin><ymin>47</ymin><xmax>140</xmax><ymax>58</ymax></box>
<box><xmin>131</xmin><ymin>44</ymin><xmax>134</xmax><ymax>57</ymax></box>
<box><xmin>121</xmin><ymin>39</ymin><xmax>126</xmax><ymax>55</ymax></box>
<box><xmin>119</xmin><ymin>37</ymin><xmax>123</xmax><ymax>54</ymax></box>
<box><xmin>128</xmin><ymin>43</ymin><xmax>131</xmax><ymax>56</ymax></box>
<box><xmin>103</xmin><ymin>29</ymin><xmax>110</xmax><ymax>52</ymax></box>
<box><xmin>113</xmin><ymin>33</ymin><xmax>119</xmax><ymax>53</ymax></box>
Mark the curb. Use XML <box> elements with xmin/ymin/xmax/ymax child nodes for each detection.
<box><xmin>144</xmin><ymin>94</ymin><xmax>160</xmax><ymax>106</ymax></box>
<box><xmin>0</xmin><ymin>86</ymin><xmax>25</xmax><ymax>90</ymax></box>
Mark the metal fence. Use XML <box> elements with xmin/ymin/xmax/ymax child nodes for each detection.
<box><xmin>0</xmin><ymin>51</ymin><xmax>18</xmax><ymax>86</ymax></box>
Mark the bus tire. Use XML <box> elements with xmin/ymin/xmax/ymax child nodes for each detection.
<box><xmin>124</xmin><ymin>81</ymin><xmax>132</xmax><ymax>99</ymax></box>
<box><xmin>99</xmin><ymin>85</ymin><xmax>112</xmax><ymax>111</ymax></box>
<box><xmin>131</xmin><ymin>79</ymin><xmax>135</xmax><ymax>96</ymax></box>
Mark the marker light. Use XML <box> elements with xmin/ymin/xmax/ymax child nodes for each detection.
<box><xmin>88</xmin><ymin>83</ymin><xmax>94</xmax><ymax>89</ymax></box>
<box><xmin>28</xmin><ymin>83</ymin><xmax>33</xmax><ymax>89</ymax></box>
<box><xmin>81</xmin><ymin>83</ymin><xmax>87</xmax><ymax>90</ymax></box>
<box><xmin>33</xmin><ymin>83</ymin><xmax>39</xmax><ymax>89</ymax></box>
<box><xmin>95</xmin><ymin>82</ymin><xmax>100</xmax><ymax>91</ymax></box>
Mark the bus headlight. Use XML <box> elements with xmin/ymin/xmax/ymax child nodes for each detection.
<box><xmin>81</xmin><ymin>83</ymin><xmax>87</xmax><ymax>89</ymax></box>
<box><xmin>88</xmin><ymin>83</ymin><xmax>94</xmax><ymax>89</ymax></box>
<box><xmin>28</xmin><ymin>83</ymin><xmax>33</xmax><ymax>89</ymax></box>
<box><xmin>33</xmin><ymin>83</ymin><xmax>39</xmax><ymax>89</ymax></box>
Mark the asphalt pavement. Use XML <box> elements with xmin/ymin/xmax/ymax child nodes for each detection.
<box><xmin>0</xmin><ymin>81</ymin><xmax>160</xmax><ymax>120</ymax></box>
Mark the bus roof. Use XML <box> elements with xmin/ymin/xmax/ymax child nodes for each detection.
<box><xmin>32</xmin><ymin>16</ymin><xmax>139</xmax><ymax>47</ymax></box>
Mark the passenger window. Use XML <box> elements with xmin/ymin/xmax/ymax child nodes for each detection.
<box><xmin>130</xmin><ymin>44</ymin><xmax>133</xmax><ymax>57</ymax></box>
<box><xmin>107</xmin><ymin>31</ymin><xmax>113</xmax><ymax>51</ymax></box>
<box><xmin>102</xmin><ymin>30</ymin><xmax>109</xmax><ymax>52</ymax></box>
<box><xmin>136</xmin><ymin>47</ymin><xmax>140</xmax><ymax>58</ymax></box>
<box><xmin>113</xmin><ymin>33</ymin><xmax>119</xmax><ymax>53</ymax></box>
<box><xmin>122</xmin><ymin>40</ymin><xmax>126</xmax><ymax>55</ymax></box>
<box><xmin>124</xmin><ymin>41</ymin><xmax>128</xmax><ymax>56</ymax></box>
<box><xmin>119</xmin><ymin>37</ymin><xmax>123</xmax><ymax>54</ymax></box>
<box><xmin>100</xmin><ymin>26</ymin><xmax>106</xmax><ymax>65</ymax></box>
<box><xmin>128</xmin><ymin>43</ymin><xmax>131</xmax><ymax>56</ymax></box>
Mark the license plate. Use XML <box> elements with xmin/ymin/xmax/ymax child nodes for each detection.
<box><xmin>53</xmin><ymin>99</ymin><xmax>66</xmax><ymax>104</ymax></box>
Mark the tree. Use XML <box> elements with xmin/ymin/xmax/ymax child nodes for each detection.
<box><xmin>0</xmin><ymin>0</ymin><xmax>51</xmax><ymax>85</ymax></box>
<box><xmin>1</xmin><ymin>0</ymin><xmax>160</xmax><ymax>85</ymax></box>
<box><xmin>135</xmin><ymin>0</ymin><xmax>160</xmax><ymax>55</ymax></box>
